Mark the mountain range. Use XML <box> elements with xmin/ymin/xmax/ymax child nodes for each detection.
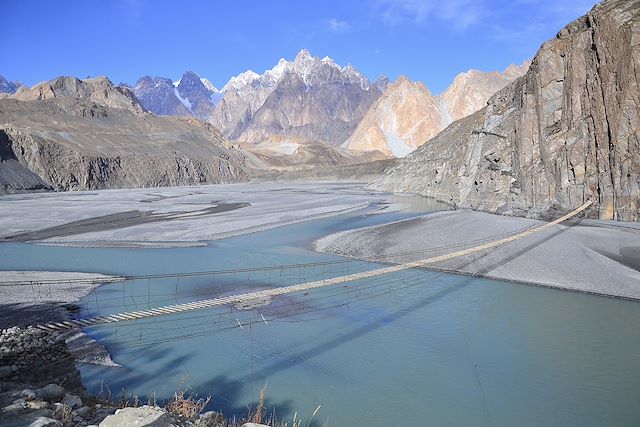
<box><xmin>0</xmin><ymin>76</ymin><xmax>22</xmax><ymax>94</ymax></box>
<box><xmin>124</xmin><ymin>49</ymin><xmax>526</xmax><ymax>155</ymax></box>
<box><xmin>371</xmin><ymin>0</ymin><xmax>639</xmax><ymax>221</ymax></box>
<box><xmin>1</xmin><ymin>0</ymin><xmax>636</xmax><ymax>221</ymax></box>
<box><xmin>133</xmin><ymin>71</ymin><xmax>222</xmax><ymax>120</ymax></box>
<box><xmin>342</xmin><ymin>62</ymin><xmax>530</xmax><ymax>157</ymax></box>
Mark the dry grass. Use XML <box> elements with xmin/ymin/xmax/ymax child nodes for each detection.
<box><xmin>53</xmin><ymin>404</ymin><xmax>73</xmax><ymax>426</ymax></box>
<box><xmin>165</xmin><ymin>389</ymin><xmax>212</xmax><ymax>419</ymax></box>
<box><xmin>94</xmin><ymin>380</ymin><xmax>327</xmax><ymax>426</ymax></box>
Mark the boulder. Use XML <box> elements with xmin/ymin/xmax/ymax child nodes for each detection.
<box><xmin>27</xmin><ymin>400</ymin><xmax>50</xmax><ymax>410</ymax></box>
<box><xmin>61</xmin><ymin>393</ymin><xmax>82</xmax><ymax>409</ymax></box>
<box><xmin>27</xmin><ymin>417</ymin><xmax>63</xmax><ymax>427</ymax></box>
<box><xmin>21</xmin><ymin>388</ymin><xmax>37</xmax><ymax>401</ymax></box>
<box><xmin>99</xmin><ymin>406</ymin><xmax>173</xmax><ymax>427</ymax></box>
<box><xmin>36</xmin><ymin>384</ymin><xmax>65</xmax><ymax>402</ymax></box>
<box><xmin>75</xmin><ymin>405</ymin><xmax>92</xmax><ymax>418</ymax></box>
<box><xmin>0</xmin><ymin>366</ymin><xmax>12</xmax><ymax>379</ymax></box>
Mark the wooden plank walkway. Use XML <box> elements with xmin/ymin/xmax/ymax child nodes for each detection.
<box><xmin>35</xmin><ymin>200</ymin><xmax>593</xmax><ymax>332</ymax></box>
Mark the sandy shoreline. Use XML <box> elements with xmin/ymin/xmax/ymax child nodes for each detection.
<box><xmin>0</xmin><ymin>182</ymin><xmax>436</xmax><ymax>247</ymax></box>
<box><xmin>314</xmin><ymin>209</ymin><xmax>640</xmax><ymax>300</ymax></box>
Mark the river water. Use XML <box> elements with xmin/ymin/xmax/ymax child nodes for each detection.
<box><xmin>1</xmin><ymin>197</ymin><xmax>639</xmax><ymax>426</ymax></box>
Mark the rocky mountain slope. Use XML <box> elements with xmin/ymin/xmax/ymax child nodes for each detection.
<box><xmin>0</xmin><ymin>76</ymin><xmax>22</xmax><ymax>94</ymax></box>
<box><xmin>371</xmin><ymin>0</ymin><xmax>640</xmax><ymax>221</ymax></box>
<box><xmin>210</xmin><ymin>49</ymin><xmax>381</xmax><ymax>145</ymax></box>
<box><xmin>441</xmin><ymin>61</ymin><xmax>531</xmax><ymax>122</ymax></box>
<box><xmin>10</xmin><ymin>76</ymin><xmax>146</xmax><ymax>114</ymax></box>
<box><xmin>132</xmin><ymin>76</ymin><xmax>191</xmax><ymax>116</ymax></box>
<box><xmin>343</xmin><ymin>63</ymin><xmax>528</xmax><ymax>157</ymax></box>
<box><xmin>133</xmin><ymin>71</ymin><xmax>222</xmax><ymax>120</ymax></box>
<box><xmin>0</xmin><ymin>78</ymin><xmax>250</xmax><ymax>193</ymax></box>
<box><xmin>239</xmin><ymin>134</ymin><xmax>387</xmax><ymax>171</ymax></box>
<box><xmin>342</xmin><ymin>77</ymin><xmax>449</xmax><ymax>157</ymax></box>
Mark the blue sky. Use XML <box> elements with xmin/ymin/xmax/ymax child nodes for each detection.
<box><xmin>2</xmin><ymin>0</ymin><xmax>597</xmax><ymax>93</ymax></box>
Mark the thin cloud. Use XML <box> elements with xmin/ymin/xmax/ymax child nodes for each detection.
<box><xmin>487</xmin><ymin>0</ymin><xmax>596</xmax><ymax>41</ymax></box>
<box><xmin>375</xmin><ymin>0</ymin><xmax>485</xmax><ymax>30</ymax></box>
<box><xmin>323</xmin><ymin>18</ymin><xmax>351</xmax><ymax>33</ymax></box>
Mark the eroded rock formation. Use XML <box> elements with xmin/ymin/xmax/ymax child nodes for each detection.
<box><xmin>371</xmin><ymin>0</ymin><xmax>640</xmax><ymax>221</ymax></box>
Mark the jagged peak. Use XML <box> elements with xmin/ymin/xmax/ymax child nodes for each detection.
<box><xmin>294</xmin><ymin>49</ymin><xmax>313</xmax><ymax>63</ymax></box>
<box><xmin>220</xmin><ymin>49</ymin><xmax>373</xmax><ymax>93</ymax></box>
<box><xmin>181</xmin><ymin>70</ymin><xmax>201</xmax><ymax>80</ymax></box>
<box><xmin>200</xmin><ymin>77</ymin><xmax>220</xmax><ymax>93</ymax></box>
<box><xmin>222</xmin><ymin>70</ymin><xmax>261</xmax><ymax>92</ymax></box>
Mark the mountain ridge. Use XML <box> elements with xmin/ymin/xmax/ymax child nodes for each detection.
<box><xmin>343</xmin><ymin>61</ymin><xmax>529</xmax><ymax>157</ymax></box>
<box><xmin>370</xmin><ymin>0</ymin><xmax>640</xmax><ymax>221</ymax></box>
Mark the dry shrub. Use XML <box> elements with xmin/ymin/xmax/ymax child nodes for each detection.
<box><xmin>248</xmin><ymin>383</ymin><xmax>267</xmax><ymax>424</ymax></box>
<box><xmin>165</xmin><ymin>389</ymin><xmax>212</xmax><ymax>419</ymax></box>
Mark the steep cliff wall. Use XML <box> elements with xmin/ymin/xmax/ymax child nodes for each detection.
<box><xmin>0</xmin><ymin>98</ymin><xmax>250</xmax><ymax>192</ymax></box>
<box><xmin>371</xmin><ymin>0</ymin><xmax>640</xmax><ymax>221</ymax></box>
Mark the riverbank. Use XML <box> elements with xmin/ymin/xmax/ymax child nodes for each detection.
<box><xmin>0</xmin><ymin>271</ymin><xmax>122</xmax><ymax>367</ymax></box>
<box><xmin>0</xmin><ymin>182</ymin><xmax>437</xmax><ymax>248</ymax></box>
<box><xmin>314</xmin><ymin>209</ymin><xmax>640</xmax><ymax>300</ymax></box>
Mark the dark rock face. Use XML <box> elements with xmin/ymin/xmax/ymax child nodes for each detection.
<box><xmin>176</xmin><ymin>71</ymin><xmax>217</xmax><ymax>119</ymax></box>
<box><xmin>133</xmin><ymin>76</ymin><xmax>191</xmax><ymax>116</ymax></box>
<box><xmin>371</xmin><ymin>0</ymin><xmax>640</xmax><ymax>221</ymax></box>
<box><xmin>133</xmin><ymin>71</ymin><xmax>220</xmax><ymax>120</ymax></box>
<box><xmin>0</xmin><ymin>98</ymin><xmax>250</xmax><ymax>193</ymax></box>
<box><xmin>374</xmin><ymin>75</ymin><xmax>391</xmax><ymax>92</ymax></box>
<box><xmin>0</xmin><ymin>130</ymin><xmax>52</xmax><ymax>192</ymax></box>
<box><xmin>241</xmin><ymin>69</ymin><xmax>381</xmax><ymax>145</ymax></box>
<box><xmin>0</xmin><ymin>75</ymin><xmax>22</xmax><ymax>94</ymax></box>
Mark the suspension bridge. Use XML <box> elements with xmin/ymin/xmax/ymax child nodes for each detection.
<box><xmin>18</xmin><ymin>200</ymin><xmax>592</xmax><ymax>333</ymax></box>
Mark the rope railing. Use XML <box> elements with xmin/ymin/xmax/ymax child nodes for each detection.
<box><xmin>33</xmin><ymin>200</ymin><xmax>592</xmax><ymax>332</ymax></box>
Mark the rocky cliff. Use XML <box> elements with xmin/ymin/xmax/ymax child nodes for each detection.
<box><xmin>371</xmin><ymin>0</ymin><xmax>640</xmax><ymax>221</ymax></box>
<box><xmin>344</xmin><ymin>64</ymin><xmax>528</xmax><ymax>157</ymax></box>
<box><xmin>11</xmin><ymin>76</ymin><xmax>146</xmax><ymax>114</ymax></box>
<box><xmin>133</xmin><ymin>71</ymin><xmax>222</xmax><ymax>120</ymax></box>
<box><xmin>210</xmin><ymin>49</ymin><xmax>381</xmax><ymax>145</ymax></box>
<box><xmin>0</xmin><ymin>97</ymin><xmax>250</xmax><ymax>193</ymax></box>
<box><xmin>441</xmin><ymin>61</ymin><xmax>531</xmax><ymax>122</ymax></box>
<box><xmin>0</xmin><ymin>75</ymin><xmax>22</xmax><ymax>94</ymax></box>
<box><xmin>342</xmin><ymin>77</ymin><xmax>448</xmax><ymax>157</ymax></box>
<box><xmin>133</xmin><ymin>76</ymin><xmax>192</xmax><ymax>116</ymax></box>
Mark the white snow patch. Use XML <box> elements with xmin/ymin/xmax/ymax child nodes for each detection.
<box><xmin>200</xmin><ymin>77</ymin><xmax>220</xmax><ymax>93</ymax></box>
<box><xmin>383</xmin><ymin>114</ymin><xmax>413</xmax><ymax>158</ymax></box>
<box><xmin>174</xmin><ymin>87</ymin><xmax>192</xmax><ymax>111</ymax></box>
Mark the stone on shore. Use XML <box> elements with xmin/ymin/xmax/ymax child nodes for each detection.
<box><xmin>99</xmin><ymin>406</ymin><xmax>173</xmax><ymax>427</ymax></box>
<box><xmin>36</xmin><ymin>384</ymin><xmax>65</xmax><ymax>402</ymax></box>
<box><xmin>27</xmin><ymin>417</ymin><xmax>63</xmax><ymax>427</ymax></box>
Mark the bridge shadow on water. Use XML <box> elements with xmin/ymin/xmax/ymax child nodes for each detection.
<box><xmin>3</xmin><ymin>218</ymin><xmax>580</xmax><ymax>424</ymax></box>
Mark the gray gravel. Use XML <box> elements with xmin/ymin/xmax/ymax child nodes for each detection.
<box><xmin>314</xmin><ymin>209</ymin><xmax>640</xmax><ymax>300</ymax></box>
<box><xmin>0</xmin><ymin>182</ymin><xmax>427</xmax><ymax>247</ymax></box>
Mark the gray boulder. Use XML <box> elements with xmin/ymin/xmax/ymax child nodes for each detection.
<box><xmin>75</xmin><ymin>405</ymin><xmax>92</xmax><ymax>418</ymax></box>
<box><xmin>61</xmin><ymin>393</ymin><xmax>82</xmax><ymax>409</ymax></box>
<box><xmin>36</xmin><ymin>384</ymin><xmax>65</xmax><ymax>402</ymax></box>
<box><xmin>99</xmin><ymin>406</ymin><xmax>173</xmax><ymax>427</ymax></box>
<box><xmin>27</xmin><ymin>417</ymin><xmax>62</xmax><ymax>427</ymax></box>
<box><xmin>0</xmin><ymin>365</ymin><xmax>12</xmax><ymax>379</ymax></box>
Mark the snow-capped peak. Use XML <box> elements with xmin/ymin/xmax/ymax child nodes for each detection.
<box><xmin>222</xmin><ymin>70</ymin><xmax>261</xmax><ymax>92</ymax></box>
<box><xmin>173</xmin><ymin>79</ymin><xmax>181</xmax><ymax>87</ymax></box>
<box><xmin>220</xmin><ymin>49</ymin><xmax>373</xmax><ymax>93</ymax></box>
<box><xmin>294</xmin><ymin>49</ymin><xmax>313</xmax><ymax>63</ymax></box>
<box><xmin>200</xmin><ymin>77</ymin><xmax>220</xmax><ymax>93</ymax></box>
